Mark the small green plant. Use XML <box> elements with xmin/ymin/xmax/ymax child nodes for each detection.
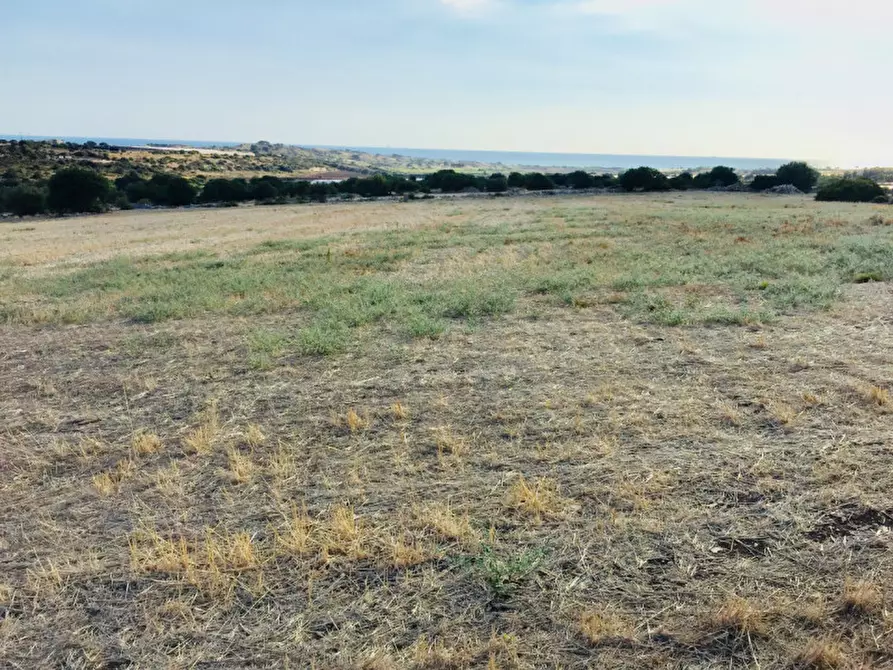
<box><xmin>298</xmin><ymin>321</ymin><xmax>349</xmax><ymax>356</ymax></box>
<box><xmin>462</xmin><ymin>544</ymin><xmax>546</xmax><ymax>598</ymax></box>
<box><xmin>247</xmin><ymin>329</ymin><xmax>289</xmax><ymax>369</ymax></box>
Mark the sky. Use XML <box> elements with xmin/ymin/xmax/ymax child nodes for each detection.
<box><xmin>2</xmin><ymin>0</ymin><xmax>891</xmax><ymax>166</ymax></box>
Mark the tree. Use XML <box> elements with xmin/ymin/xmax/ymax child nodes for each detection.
<box><xmin>669</xmin><ymin>172</ymin><xmax>694</xmax><ymax>190</ymax></box>
<box><xmin>567</xmin><ymin>170</ymin><xmax>596</xmax><ymax>189</ymax></box>
<box><xmin>523</xmin><ymin>172</ymin><xmax>555</xmax><ymax>191</ymax></box>
<box><xmin>776</xmin><ymin>162</ymin><xmax>820</xmax><ymax>193</ymax></box>
<box><xmin>48</xmin><ymin>167</ymin><xmax>111</xmax><ymax>213</ymax></box>
<box><xmin>5</xmin><ymin>185</ymin><xmax>47</xmax><ymax>216</ymax></box>
<box><xmin>507</xmin><ymin>172</ymin><xmax>526</xmax><ymax>188</ymax></box>
<box><xmin>485</xmin><ymin>173</ymin><xmax>509</xmax><ymax>193</ymax></box>
<box><xmin>619</xmin><ymin>167</ymin><xmax>670</xmax><ymax>192</ymax></box>
<box><xmin>199</xmin><ymin>178</ymin><xmax>250</xmax><ymax>203</ymax></box>
<box><xmin>707</xmin><ymin>166</ymin><xmax>739</xmax><ymax>187</ymax></box>
<box><xmin>425</xmin><ymin>169</ymin><xmax>478</xmax><ymax>193</ymax></box>
<box><xmin>149</xmin><ymin>173</ymin><xmax>197</xmax><ymax>206</ymax></box>
<box><xmin>816</xmin><ymin>177</ymin><xmax>885</xmax><ymax>203</ymax></box>
<box><xmin>749</xmin><ymin>175</ymin><xmax>780</xmax><ymax>191</ymax></box>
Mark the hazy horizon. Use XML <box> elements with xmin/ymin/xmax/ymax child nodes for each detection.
<box><xmin>3</xmin><ymin>0</ymin><xmax>891</xmax><ymax>166</ymax></box>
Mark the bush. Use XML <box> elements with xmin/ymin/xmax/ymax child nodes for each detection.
<box><xmin>5</xmin><ymin>185</ymin><xmax>47</xmax><ymax>216</ymax></box>
<box><xmin>425</xmin><ymin>169</ymin><xmax>479</xmax><ymax>193</ymax></box>
<box><xmin>706</xmin><ymin>166</ymin><xmax>739</xmax><ymax>187</ymax></box>
<box><xmin>507</xmin><ymin>172</ymin><xmax>526</xmax><ymax>188</ymax></box>
<box><xmin>48</xmin><ymin>167</ymin><xmax>111</xmax><ymax>213</ymax></box>
<box><xmin>669</xmin><ymin>172</ymin><xmax>694</xmax><ymax>190</ymax></box>
<box><xmin>816</xmin><ymin>177</ymin><xmax>886</xmax><ymax>203</ymax></box>
<box><xmin>750</xmin><ymin>175</ymin><xmax>780</xmax><ymax>191</ymax></box>
<box><xmin>199</xmin><ymin>178</ymin><xmax>250</xmax><ymax>203</ymax></box>
<box><xmin>567</xmin><ymin>170</ymin><xmax>596</xmax><ymax>189</ymax></box>
<box><xmin>619</xmin><ymin>167</ymin><xmax>670</xmax><ymax>192</ymax></box>
<box><xmin>485</xmin><ymin>173</ymin><xmax>509</xmax><ymax>193</ymax></box>
<box><xmin>592</xmin><ymin>173</ymin><xmax>618</xmax><ymax>189</ymax></box>
<box><xmin>523</xmin><ymin>173</ymin><xmax>555</xmax><ymax>191</ymax></box>
<box><xmin>150</xmin><ymin>173</ymin><xmax>197</xmax><ymax>206</ymax></box>
<box><xmin>776</xmin><ymin>162</ymin><xmax>819</xmax><ymax>193</ymax></box>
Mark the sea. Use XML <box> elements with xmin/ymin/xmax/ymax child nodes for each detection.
<box><xmin>1</xmin><ymin>135</ymin><xmax>789</xmax><ymax>171</ymax></box>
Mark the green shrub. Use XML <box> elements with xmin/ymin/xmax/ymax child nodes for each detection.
<box><xmin>485</xmin><ymin>173</ymin><xmax>509</xmax><ymax>193</ymax></box>
<box><xmin>776</xmin><ymin>162</ymin><xmax>820</xmax><ymax>193</ymax></box>
<box><xmin>619</xmin><ymin>167</ymin><xmax>670</xmax><ymax>192</ymax></box>
<box><xmin>48</xmin><ymin>167</ymin><xmax>111</xmax><ymax>213</ymax></box>
<box><xmin>5</xmin><ymin>185</ymin><xmax>47</xmax><ymax>216</ymax></box>
<box><xmin>669</xmin><ymin>172</ymin><xmax>694</xmax><ymax>190</ymax></box>
<box><xmin>523</xmin><ymin>172</ymin><xmax>555</xmax><ymax>191</ymax></box>
<box><xmin>567</xmin><ymin>170</ymin><xmax>596</xmax><ymax>189</ymax></box>
<box><xmin>816</xmin><ymin>177</ymin><xmax>885</xmax><ymax>203</ymax></box>
<box><xmin>199</xmin><ymin>178</ymin><xmax>250</xmax><ymax>203</ymax></box>
<box><xmin>695</xmin><ymin>166</ymin><xmax>738</xmax><ymax>188</ymax></box>
<box><xmin>750</xmin><ymin>175</ymin><xmax>780</xmax><ymax>191</ymax></box>
<box><xmin>507</xmin><ymin>172</ymin><xmax>525</xmax><ymax>188</ymax></box>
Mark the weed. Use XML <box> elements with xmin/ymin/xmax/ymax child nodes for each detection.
<box><xmin>464</xmin><ymin>544</ymin><xmax>546</xmax><ymax>598</ymax></box>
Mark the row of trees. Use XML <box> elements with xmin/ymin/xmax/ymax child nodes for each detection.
<box><xmin>1</xmin><ymin>162</ymin><xmax>888</xmax><ymax>216</ymax></box>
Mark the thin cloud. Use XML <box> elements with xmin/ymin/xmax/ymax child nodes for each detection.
<box><xmin>439</xmin><ymin>0</ymin><xmax>499</xmax><ymax>16</ymax></box>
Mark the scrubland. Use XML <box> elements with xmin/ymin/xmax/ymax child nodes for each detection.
<box><xmin>2</xmin><ymin>193</ymin><xmax>893</xmax><ymax>668</ymax></box>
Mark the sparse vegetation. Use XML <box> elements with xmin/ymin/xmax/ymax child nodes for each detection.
<box><xmin>2</xmin><ymin>192</ymin><xmax>893</xmax><ymax>667</ymax></box>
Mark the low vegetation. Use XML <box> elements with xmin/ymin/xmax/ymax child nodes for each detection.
<box><xmin>4</xmin><ymin>140</ymin><xmax>885</xmax><ymax>217</ymax></box>
<box><xmin>1</xmin><ymin>192</ymin><xmax>893</xmax><ymax>668</ymax></box>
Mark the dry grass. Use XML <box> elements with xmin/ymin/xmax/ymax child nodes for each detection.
<box><xmin>505</xmin><ymin>475</ymin><xmax>567</xmax><ymax>520</ymax></box>
<box><xmin>792</xmin><ymin>639</ymin><xmax>846</xmax><ymax>669</ymax></box>
<box><xmin>131</xmin><ymin>430</ymin><xmax>162</xmax><ymax>456</ymax></box>
<box><xmin>705</xmin><ymin>596</ymin><xmax>768</xmax><ymax>642</ymax></box>
<box><xmin>840</xmin><ymin>579</ymin><xmax>883</xmax><ymax>617</ymax></box>
<box><xmin>579</xmin><ymin>608</ymin><xmax>636</xmax><ymax>645</ymax></box>
<box><xmin>864</xmin><ymin>385</ymin><xmax>890</xmax><ymax>406</ymax></box>
<box><xmin>3</xmin><ymin>194</ymin><xmax>893</xmax><ymax>667</ymax></box>
<box><xmin>182</xmin><ymin>400</ymin><xmax>219</xmax><ymax>454</ymax></box>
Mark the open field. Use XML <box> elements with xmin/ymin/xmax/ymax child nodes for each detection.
<box><xmin>2</xmin><ymin>193</ymin><xmax>893</xmax><ymax>668</ymax></box>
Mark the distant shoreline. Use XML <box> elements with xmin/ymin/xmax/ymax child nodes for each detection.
<box><xmin>1</xmin><ymin>134</ymin><xmax>794</xmax><ymax>171</ymax></box>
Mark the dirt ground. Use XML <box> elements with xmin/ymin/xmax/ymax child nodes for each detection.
<box><xmin>1</xmin><ymin>194</ymin><xmax>892</xmax><ymax>669</ymax></box>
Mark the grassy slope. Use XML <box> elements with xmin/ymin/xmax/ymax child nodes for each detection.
<box><xmin>1</xmin><ymin>193</ymin><xmax>893</xmax><ymax>668</ymax></box>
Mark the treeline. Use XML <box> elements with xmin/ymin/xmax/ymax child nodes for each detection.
<box><xmin>1</xmin><ymin>161</ymin><xmax>890</xmax><ymax>217</ymax></box>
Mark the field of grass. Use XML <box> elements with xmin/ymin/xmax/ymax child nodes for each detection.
<box><xmin>2</xmin><ymin>193</ymin><xmax>893</xmax><ymax>668</ymax></box>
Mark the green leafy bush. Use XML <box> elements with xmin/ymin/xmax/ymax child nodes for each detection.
<box><xmin>619</xmin><ymin>167</ymin><xmax>670</xmax><ymax>192</ymax></box>
<box><xmin>48</xmin><ymin>167</ymin><xmax>111</xmax><ymax>213</ymax></box>
<box><xmin>776</xmin><ymin>162</ymin><xmax>820</xmax><ymax>193</ymax></box>
<box><xmin>5</xmin><ymin>185</ymin><xmax>47</xmax><ymax>216</ymax></box>
<box><xmin>816</xmin><ymin>177</ymin><xmax>885</xmax><ymax>203</ymax></box>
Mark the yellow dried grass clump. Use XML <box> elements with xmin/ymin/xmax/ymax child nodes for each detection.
<box><xmin>132</xmin><ymin>430</ymin><xmax>162</xmax><ymax>456</ymax></box>
<box><xmin>415</xmin><ymin>503</ymin><xmax>477</xmax><ymax>544</ymax></box>
<box><xmin>707</xmin><ymin>596</ymin><xmax>767</xmax><ymax>637</ymax></box>
<box><xmin>183</xmin><ymin>401</ymin><xmax>220</xmax><ymax>454</ymax></box>
<box><xmin>505</xmin><ymin>476</ymin><xmax>565</xmax><ymax>520</ymax></box>
<box><xmin>227</xmin><ymin>447</ymin><xmax>254</xmax><ymax>484</ymax></box>
<box><xmin>792</xmin><ymin>639</ymin><xmax>845</xmax><ymax>669</ymax></box>
<box><xmin>579</xmin><ymin>609</ymin><xmax>635</xmax><ymax>645</ymax></box>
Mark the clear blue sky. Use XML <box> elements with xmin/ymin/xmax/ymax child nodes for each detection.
<box><xmin>2</xmin><ymin>0</ymin><xmax>889</xmax><ymax>165</ymax></box>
